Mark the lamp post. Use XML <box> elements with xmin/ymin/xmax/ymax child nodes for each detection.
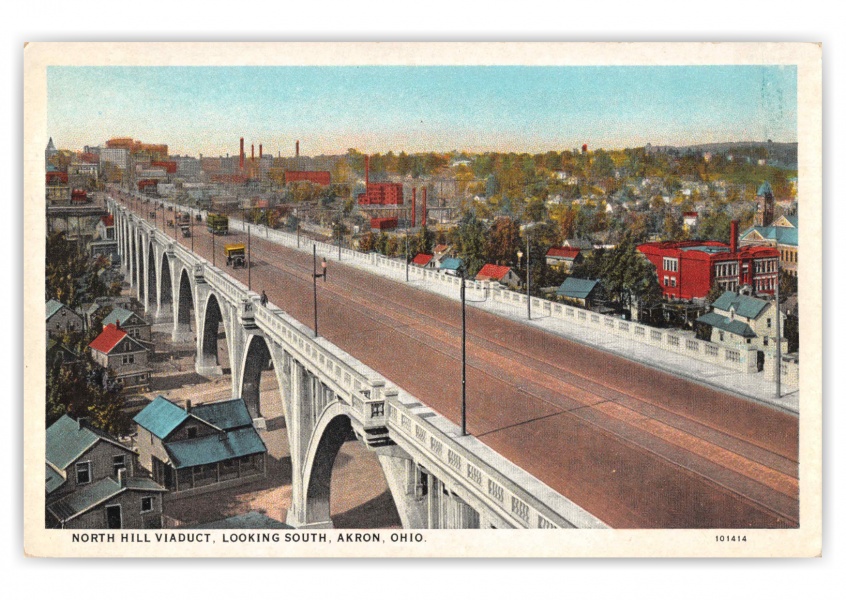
<box><xmin>212</xmin><ymin>226</ymin><xmax>216</xmax><ymax>267</ymax></box>
<box><xmin>405</xmin><ymin>225</ymin><xmax>410</xmax><ymax>282</ymax></box>
<box><xmin>312</xmin><ymin>245</ymin><xmax>327</xmax><ymax>337</ymax></box>
<box><xmin>190</xmin><ymin>209</ymin><xmax>194</xmax><ymax>253</ymax></box>
<box><xmin>297</xmin><ymin>223</ymin><xmax>301</xmax><ymax>249</ymax></box>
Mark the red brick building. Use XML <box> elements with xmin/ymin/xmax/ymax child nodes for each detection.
<box><xmin>359</xmin><ymin>183</ymin><xmax>404</xmax><ymax>205</ymax></box>
<box><xmin>285</xmin><ymin>171</ymin><xmax>331</xmax><ymax>186</ymax></box>
<box><xmin>637</xmin><ymin>223</ymin><xmax>779</xmax><ymax>301</ymax></box>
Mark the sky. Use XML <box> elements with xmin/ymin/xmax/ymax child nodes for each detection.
<box><xmin>47</xmin><ymin>65</ymin><xmax>797</xmax><ymax>157</ymax></box>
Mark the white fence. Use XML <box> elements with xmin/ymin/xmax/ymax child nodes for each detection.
<box><xmin>151</xmin><ymin>195</ymin><xmax>761</xmax><ymax>377</ymax></box>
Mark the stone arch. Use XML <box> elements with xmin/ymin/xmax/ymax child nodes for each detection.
<box><xmin>147</xmin><ymin>240</ymin><xmax>158</xmax><ymax>311</ymax></box>
<box><xmin>129</xmin><ymin>228</ymin><xmax>138</xmax><ymax>285</ymax></box>
<box><xmin>301</xmin><ymin>405</ymin><xmax>354</xmax><ymax>528</ymax></box>
<box><xmin>238</xmin><ymin>334</ymin><xmax>287</xmax><ymax>420</ymax></box>
<box><xmin>172</xmin><ymin>268</ymin><xmax>194</xmax><ymax>343</ymax></box>
<box><xmin>160</xmin><ymin>252</ymin><xmax>173</xmax><ymax>315</ymax></box>
<box><xmin>136</xmin><ymin>234</ymin><xmax>145</xmax><ymax>302</ymax></box>
<box><xmin>199</xmin><ymin>292</ymin><xmax>230</xmax><ymax>374</ymax></box>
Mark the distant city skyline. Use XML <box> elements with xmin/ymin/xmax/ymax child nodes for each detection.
<box><xmin>47</xmin><ymin>65</ymin><xmax>797</xmax><ymax>156</ymax></box>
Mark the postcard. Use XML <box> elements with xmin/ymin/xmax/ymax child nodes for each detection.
<box><xmin>23</xmin><ymin>42</ymin><xmax>822</xmax><ymax>557</ymax></box>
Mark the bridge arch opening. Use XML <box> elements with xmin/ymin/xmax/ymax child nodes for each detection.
<box><xmin>239</xmin><ymin>335</ymin><xmax>281</xmax><ymax>420</ymax></box>
<box><xmin>303</xmin><ymin>412</ymin><xmax>401</xmax><ymax>529</ymax></box>
<box><xmin>147</xmin><ymin>241</ymin><xmax>157</xmax><ymax>310</ymax></box>
<box><xmin>160</xmin><ymin>252</ymin><xmax>173</xmax><ymax>317</ymax></box>
<box><xmin>176</xmin><ymin>269</ymin><xmax>193</xmax><ymax>331</ymax></box>
<box><xmin>200</xmin><ymin>293</ymin><xmax>230</xmax><ymax>375</ymax></box>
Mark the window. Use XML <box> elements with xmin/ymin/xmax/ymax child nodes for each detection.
<box><xmin>663</xmin><ymin>276</ymin><xmax>669</xmax><ymax>286</ymax></box>
<box><xmin>767</xmin><ymin>318</ymin><xmax>772</xmax><ymax>328</ymax></box>
<box><xmin>670</xmin><ymin>277</ymin><xmax>677</xmax><ymax>288</ymax></box>
<box><xmin>764</xmin><ymin>336</ymin><xmax>769</xmax><ymax>346</ymax></box>
<box><xmin>76</xmin><ymin>461</ymin><xmax>91</xmax><ymax>485</ymax></box>
<box><xmin>719</xmin><ymin>331</ymin><xmax>724</xmax><ymax>342</ymax></box>
<box><xmin>141</xmin><ymin>497</ymin><xmax>153</xmax><ymax>513</ymax></box>
<box><xmin>113</xmin><ymin>455</ymin><xmax>126</xmax><ymax>476</ymax></box>
<box><xmin>663</xmin><ymin>258</ymin><xmax>678</xmax><ymax>272</ymax></box>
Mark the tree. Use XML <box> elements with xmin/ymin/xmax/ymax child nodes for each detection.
<box><xmin>486</xmin><ymin>217</ymin><xmax>522</xmax><ymax>267</ymax></box>
<box><xmin>454</xmin><ymin>212</ymin><xmax>489</xmax><ymax>276</ymax></box>
<box><xmin>595</xmin><ymin>234</ymin><xmax>662</xmax><ymax>314</ymax></box>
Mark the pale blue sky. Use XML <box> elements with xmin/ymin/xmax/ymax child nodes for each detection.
<box><xmin>47</xmin><ymin>65</ymin><xmax>797</xmax><ymax>156</ymax></box>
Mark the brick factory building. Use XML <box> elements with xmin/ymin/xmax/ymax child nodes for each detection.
<box><xmin>638</xmin><ymin>221</ymin><xmax>779</xmax><ymax>301</ymax></box>
<box><xmin>357</xmin><ymin>154</ymin><xmax>404</xmax><ymax>206</ymax></box>
<box><xmin>285</xmin><ymin>171</ymin><xmax>331</xmax><ymax>186</ymax></box>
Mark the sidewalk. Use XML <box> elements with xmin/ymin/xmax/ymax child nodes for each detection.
<box><xmin>151</xmin><ymin>197</ymin><xmax>800</xmax><ymax>414</ymax></box>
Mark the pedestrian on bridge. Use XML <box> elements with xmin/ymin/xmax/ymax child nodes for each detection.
<box><xmin>260</xmin><ymin>290</ymin><xmax>268</xmax><ymax>306</ymax></box>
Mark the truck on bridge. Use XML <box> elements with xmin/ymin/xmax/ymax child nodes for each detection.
<box><xmin>207</xmin><ymin>213</ymin><xmax>229</xmax><ymax>235</ymax></box>
<box><xmin>224</xmin><ymin>243</ymin><xmax>246</xmax><ymax>268</ymax></box>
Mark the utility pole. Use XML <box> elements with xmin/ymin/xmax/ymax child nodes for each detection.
<box><xmin>312</xmin><ymin>245</ymin><xmax>327</xmax><ymax>337</ymax></box>
<box><xmin>212</xmin><ymin>226</ymin><xmax>216</xmax><ymax>267</ymax></box>
<box><xmin>526</xmin><ymin>228</ymin><xmax>532</xmax><ymax>321</ymax></box>
<box><xmin>405</xmin><ymin>225</ymin><xmax>410</xmax><ymax>282</ymax></box>
<box><xmin>775</xmin><ymin>257</ymin><xmax>782</xmax><ymax>398</ymax></box>
<box><xmin>461</xmin><ymin>268</ymin><xmax>467</xmax><ymax>436</ymax></box>
<box><xmin>247</xmin><ymin>224</ymin><xmax>252</xmax><ymax>290</ymax></box>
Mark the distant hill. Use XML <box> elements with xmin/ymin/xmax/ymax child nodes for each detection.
<box><xmin>648</xmin><ymin>141</ymin><xmax>798</xmax><ymax>169</ymax></box>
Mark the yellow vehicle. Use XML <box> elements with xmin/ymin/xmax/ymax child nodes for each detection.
<box><xmin>224</xmin><ymin>243</ymin><xmax>246</xmax><ymax>268</ymax></box>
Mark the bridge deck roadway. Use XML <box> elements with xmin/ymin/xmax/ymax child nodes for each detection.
<box><xmin>131</xmin><ymin>204</ymin><xmax>798</xmax><ymax>528</ymax></box>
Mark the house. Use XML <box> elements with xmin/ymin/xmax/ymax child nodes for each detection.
<box><xmin>88</xmin><ymin>323</ymin><xmax>151</xmax><ymax>391</ymax></box>
<box><xmin>475</xmin><ymin>264</ymin><xmax>522</xmax><ymax>288</ymax></box>
<box><xmin>438</xmin><ymin>257</ymin><xmax>464</xmax><ymax>277</ymax></box>
<box><xmin>102</xmin><ymin>307</ymin><xmax>152</xmax><ymax>343</ymax></box>
<box><xmin>561</xmin><ymin>238</ymin><xmax>593</xmax><ymax>252</ymax></box>
<box><xmin>545</xmin><ymin>246</ymin><xmax>583</xmax><ymax>272</ymax></box>
<box><xmin>46</xmin><ymin>300</ymin><xmax>84</xmax><ymax>337</ymax></box>
<box><xmin>683</xmin><ymin>212</ymin><xmax>699</xmax><ymax>231</ymax></box>
<box><xmin>46</xmin><ymin>338</ymin><xmax>79</xmax><ymax>368</ymax></box>
<box><xmin>695</xmin><ymin>291</ymin><xmax>786</xmax><ymax>352</ymax></box>
<box><xmin>411</xmin><ymin>253</ymin><xmax>434</xmax><ymax>268</ymax></box>
<box><xmin>133</xmin><ymin>397</ymin><xmax>268</xmax><ymax>498</ymax></box>
<box><xmin>432</xmin><ymin>244</ymin><xmax>453</xmax><ymax>268</ymax></box>
<box><xmin>45</xmin><ymin>414</ymin><xmax>166</xmax><ymax>529</ymax></box>
<box><xmin>556</xmin><ymin>278</ymin><xmax>602</xmax><ymax>308</ymax></box>
<box><xmin>97</xmin><ymin>214</ymin><xmax>115</xmax><ymax>240</ymax></box>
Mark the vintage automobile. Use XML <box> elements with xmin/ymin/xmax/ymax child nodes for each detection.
<box><xmin>224</xmin><ymin>243</ymin><xmax>246</xmax><ymax>268</ymax></box>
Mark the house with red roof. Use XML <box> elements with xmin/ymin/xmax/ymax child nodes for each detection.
<box><xmin>97</xmin><ymin>214</ymin><xmax>115</xmax><ymax>240</ymax></box>
<box><xmin>475</xmin><ymin>264</ymin><xmax>521</xmax><ymax>288</ymax></box>
<box><xmin>545</xmin><ymin>246</ymin><xmax>583</xmax><ymax>272</ymax></box>
<box><xmin>411</xmin><ymin>253</ymin><xmax>434</xmax><ymax>268</ymax></box>
<box><xmin>432</xmin><ymin>244</ymin><xmax>453</xmax><ymax>268</ymax></box>
<box><xmin>89</xmin><ymin>323</ymin><xmax>151</xmax><ymax>391</ymax></box>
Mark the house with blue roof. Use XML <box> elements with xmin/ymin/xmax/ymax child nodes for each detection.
<box><xmin>45</xmin><ymin>414</ymin><xmax>166</xmax><ymax>529</ymax></box>
<box><xmin>696</xmin><ymin>291</ymin><xmax>786</xmax><ymax>352</ymax></box>
<box><xmin>438</xmin><ymin>257</ymin><xmax>464</xmax><ymax>276</ymax></box>
<box><xmin>556</xmin><ymin>278</ymin><xmax>602</xmax><ymax>308</ymax></box>
<box><xmin>133</xmin><ymin>396</ymin><xmax>267</xmax><ymax>498</ymax></box>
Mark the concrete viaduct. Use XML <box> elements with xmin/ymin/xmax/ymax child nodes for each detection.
<box><xmin>109</xmin><ymin>196</ymin><xmax>606</xmax><ymax>530</ymax></box>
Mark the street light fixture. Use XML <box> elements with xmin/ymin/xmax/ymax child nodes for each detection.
<box><xmin>459</xmin><ymin>267</ymin><xmax>468</xmax><ymax>437</ymax></box>
<box><xmin>518</xmin><ymin>227</ymin><xmax>532</xmax><ymax>320</ymax></box>
<box><xmin>247</xmin><ymin>224</ymin><xmax>252</xmax><ymax>290</ymax></box>
<box><xmin>312</xmin><ymin>245</ymin><xmax>327</xmax><ymax>337</ymax></box>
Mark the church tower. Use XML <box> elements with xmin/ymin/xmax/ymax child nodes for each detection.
<box><xmin>754</xmin><ymin>181</ymin><xmax>775</xmax><ymax>227</ymax></box>
<box><xmin>45</xmin><ymin>137</ymin><xmax>57</xmax><ymax>168</ymax></box>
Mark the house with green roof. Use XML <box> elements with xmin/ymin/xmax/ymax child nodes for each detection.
<box><xmin>45</xmin><ymin>414</ymin><xmax>166</xmax><ymax>529</ymax></box>
<box><xmin>696</xmin><ymin>291</ymin><xmax>786</xmax><ymax>352</ymax></box>
<box><xmin>134</xmin><ymin>396</ymin><xmax>267</xmax><ymax>498</ymax></box>
<box><xmin>46</xmin><ymin>299</ymin><xmax>84</xmax><ymax>338</ymax></box>
<box><xmin>102</xmin><ymin>306</ymin><xmax>151</xmax><ymax>342</ymax></box>
<box><xmin>556</xmin><ymin>278</ymin><xmax>602</xmax><ymax>308</ymax></box>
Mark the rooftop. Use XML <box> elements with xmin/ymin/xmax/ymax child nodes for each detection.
<box><xmin>557</xmin><ymin>277</ymin><xmax>601</xmax><ymax>300</ymax></box>
<box><xmin>710</xmin><ymin>291</ymin><xmax>771</xmax><ymax>320</ymax></box>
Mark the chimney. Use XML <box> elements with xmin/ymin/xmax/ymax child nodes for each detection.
<box><xmin>185</xmin><ymin>399</ymin><xmax>192</xmax><ymax>413</ymax></box>
<box><xmin>259</xmin><ymin>144</ymin><xmax>263</xmax><ymax>159</ymax></box>
<box><xmin>296</xmin><ymin>140</ymin><xmax>300</xmax><ymax>157</ymax></box>
<box><xmin>251</xmin><ymin>144</ymin><xmax>255</xmax><ymax>160</ymax></box>
<box><xmin>117</xmin><ymin>468</ymin><xmax>127</xmax><ymax>488</ymax></box>
<box><xmin>78</xmin><ymin>416</ymin><xmax>89</xmax><ymax>430</ymax></box>
<box><xmin>365</xmin><ymin>155</ymin><xmax>370</xmax><ymax>187</ymax></box>
<box><xmin>411</xmin><ymin>188</ymin><xmax>416</xmax><ymax>227</ymax></box>
<box><xmin>730</xmin><ymin>220</ymin><xmax>738</xmax><ymax>254</ymax></box>
<box><xmin>239</xmin><ymin>138</ymin><xmax>244</xmax><ymax>170</ymax></box>
<box><xmin>115</xmin><ymin>319</ymin><xmax>120</xmax><ymax>330</ymax></box>
<box><xmin>422</xmin><ymin>188</ymin><xmax>427</xmax><ymax>227</ymax></box>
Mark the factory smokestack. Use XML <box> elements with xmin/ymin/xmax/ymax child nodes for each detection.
<box><xmin>411</xmin><ymin>188</ymin><xmax>416</xmax><ymax>227</ymax></box>
<box><xmin>365</xmin><ymin>155</ymin><xmax>370</xmax><ymax>187</ymax></box>
<box><xmin>422</xmin><ymin>188</ymin><xmax>427</xmax><ymax>227</ymax></box>
<box><xmin>259</xmin><ymin>144</ymin><xmax>263</xmax><ymax>158</ymax></box>
<box><xmin>239</xmin><ymin>138</ymin><xmax>245</xmax><ymax>170</ymax></box>
<box><xmin>296</xmin><ymin>141</ymin><xmax>300</xmax><ymax>157</ymax></box>
<box><xmin>251</xmin><ymin>144</ymin><xmax>255</xmax><ymax>160</ymax></box>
